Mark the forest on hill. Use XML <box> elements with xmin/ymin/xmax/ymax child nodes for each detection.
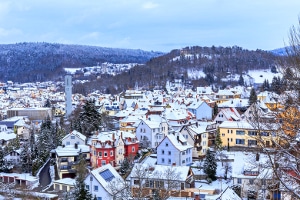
<box><xmin>76</xmin><ymin>45</ymin><xmax>283</xmax><ymax>94</ymax></box>
<box><xmin>0</xmin><ymin>42</ymin><xmax>163</xmax><ymax>82</ymax></box>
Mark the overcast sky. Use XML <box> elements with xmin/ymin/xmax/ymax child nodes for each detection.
<box><xmin>0</xmin><ymin>0</ymin><xmax>299</xmax><ymax>52</ymax></box>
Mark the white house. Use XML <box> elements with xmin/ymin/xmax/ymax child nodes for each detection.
<box><xmin>136</xmin><ymin>118</ymin><xmax>167</xmax><ymax>149</ymax></box>
<box><xmin>213</xmin><ymin>107</ymin><xmax>241</xmax><ymax>125</ymax></box>
<box><xmin>62</xmin><ymin>130</ymin><xmax>86</xmax><ymax>146</ymax></box>
<box><xmin>127</xmin><ymin>163</ymin><xmax>194</xmax><ymax>198</ymax></box>
<box><xmin>84</xmin><ymin>164</ymin><xmax>127</xmax><ymax>200</ymax></box>
<box><xmin>156</xmin><ymin>132</ymin><xmax>193</xmax><ymax>166</ymax></box>
<box><xmin>187</xmin><ymin>100</ymin><xmax>212</xmax><ymax>121</ymax></box>
<box><xmin>52</xmin><ymin>130</ymin><xmax>90</xmax><ymax>179</ymax></box>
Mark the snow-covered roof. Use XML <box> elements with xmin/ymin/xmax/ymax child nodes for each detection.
<box><xmin>55</xmin><ymin>144</ymin><xmax>89</xmax><ymax>157</ymax></box>
<box><xmin>53</xmin><ymin>177</ymin><xmax>76</xmax><ymax>185</ymax></box>
<box><xmin>129</xmin><ymin>163</ymin><xmax>190</xmax><ymax>182</ymax></box>
<box><xmin>163</xmin><ymin>133</ymin><xmax>193</xmax><ymax>151</ymax></box>
<box><xmin>187</xmin><ymin>100</ymin><xmax>205</xmax><ymax>109</ymax></box>
<box><xmin>219</xmin><ymin>121</ymin><xmax>253</xmax><ymax>129</ymax></box>
<box><xmin>62</xmin><ymin>130</ymin><xmax>86</xmax><ymax>142</ymax></box>
<box><xmin>217</xmin><ymin>186</ymin><xmax>242</xmax><ymax>200</ymax></box>
<box><xmin>90</xmin><ymin>163</ymin><xmax>125</xmax><ymax>195</ymax></box>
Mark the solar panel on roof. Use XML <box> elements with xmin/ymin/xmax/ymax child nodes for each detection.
<box><xmin>100</xmin><ymin>169</ymin><xmax>115</xmax><ymax>182</ymax></box>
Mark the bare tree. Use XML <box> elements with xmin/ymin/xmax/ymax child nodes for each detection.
<box><xmin>127</xmin><ymin>163</ymin><xmax>183</xmax><ymax>200</ymax></box>
<box><xmin>247</xmin><ymin>18</ymin><xmax>300</xmax><ymax>199</ymax></box>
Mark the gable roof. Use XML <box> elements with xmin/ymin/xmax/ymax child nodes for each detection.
<box><xmin>217</xmin><ymin>186</ymin><xmax>242</xmax><ymax>200</ymax></box>
<box><xmin>160</xmin><ymin>133</ymin><xmax>193</xmax><ymax>151</ymax></box>
<box><xmin>62</xmin><ymin>130</ymin><xmax>86</xmax><ymax>142</ymax></box>
<box><xmin>129</xmin><ymin>163</ymin><xmax>190</xmax><ymax>182</ymax></box>
<box><xmin>89</xmin><ymin>163</ymin><xmax>125</xmax><ymax>195</ymax></box>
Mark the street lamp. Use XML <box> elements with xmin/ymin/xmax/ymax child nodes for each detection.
<box><xmin>198</xmin><ymin>185</ymin><xmax>202</xmax><ymax>200</ymax></box>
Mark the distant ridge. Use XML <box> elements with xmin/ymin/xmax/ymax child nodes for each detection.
<box><xmin>0</xmin><ymin>42</ymin><xmax>165</xmax><ymax>82</ymax></box>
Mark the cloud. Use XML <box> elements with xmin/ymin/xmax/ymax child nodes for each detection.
<box><xmin>142</xmin><ymin>2</ymin><xmax>159</xmax><ymax>9</ymax></box>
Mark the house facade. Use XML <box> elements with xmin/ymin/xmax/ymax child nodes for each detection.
<box><xmin>89</xmin><ymin>130</ymin><xmax>139</xmax><ymax>168</ymax></box>
<box><xmin>187</xmin><ymin>100</ymin><xmax>212</xmax><ymax>121</ymax></box>
<box><xmin>218</xmin><ymin>121</ymin><xmax>279</xmax><ymax>149</ymax></box>
<box><xmin>156</xmin><ymin>133</ymin><xmax>193</xmax><ymax>166</ymax></box>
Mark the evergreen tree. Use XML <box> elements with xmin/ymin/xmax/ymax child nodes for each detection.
<box><xmin>271</xmin><ymin>76</ymin><xmax>284</xmax><ymax>94</ymax></box>
<box><xmin>213</xmin><ymin>103</ymin><xmax>218</xmax><ymax>117</ymax></box>
<box><xmin>215</xmin><ymin>128</ymin><xmax>223</xmax><ymax>152</ymax></box>
<box><xmin>238</xmin><ymin>74</ymin><xmax>244</xmax><ymax>86</ymax></box>
<box><xmin>248</xmin><ymin>88</ymin><xmax>257</xmax><ymax>105</ymax></box>
<box><xmin>0</xmin><ymin>148</ymin><xmax>5</xmax><ymax>171</ymax></box>
<box><xmin>44</xmin><ymin>99</ymin><xmax>52</xmax><ymax>108</ymax></box>
<box><xmin>203</xmin><ymin>149</ymin><xmax>217</xmax><ymax>181</ymax></box>
<box><xmin>261</xmin><ymin>79</ymin><xmax>270</xmax><ymax>91</ymax></box>
<box><xmin>78</xmin><ymin>99</ymin><xmax>102</xmax><ymax>136</ymax></box>
<box><xmin>20</xmin><ymin>142</ymin><xmax>31</xmax><ymax>173</ymax></box>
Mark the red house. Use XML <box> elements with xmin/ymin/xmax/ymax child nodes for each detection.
<box><xmin>89</xmin><ymin>131</ymin><xmax>139</xmax><ymax>169</ymax></box>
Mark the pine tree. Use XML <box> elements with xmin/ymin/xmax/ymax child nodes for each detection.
<box><xmin>0</xmin><ymin>148</ymin><xmax>5</xmax><ymax>171</ymax></box>
<box><xmin>20</xmin><ymin>142</ymin><xmax>31</xmax><ymax>173</ymax></box>
<box><xmin>215</xmin><ymin>128</ymin><xmax>222</xmax><ymax>152</ymax></box>
<box><xmin>78</xmin><ymin>99</ymin><xmax>102</xmax><ymax>136</ymax></box>
<box><xmin>238</xmin><ymin>74</ymin><xmax>244</xmax><ymax>86</ymax></box>
<box><xmin>213</xmin><ymin>103</ymin><xmax>218</xmax><ymax>117</ymax></box>
<box><xmin>248</xmin><ymin>88</ymin><xmax>257</xmax><ymax>106</ymax></box>
<box><xmin>203</xmin><ymin>149</ymin><xmax>217</xmax><ymax>181</ymax></box>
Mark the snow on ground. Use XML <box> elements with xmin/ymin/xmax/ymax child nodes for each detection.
<box><xmin>248</xmin><ymin>69</ymin><xmax>282</xmax><ymax>84</ymax></box>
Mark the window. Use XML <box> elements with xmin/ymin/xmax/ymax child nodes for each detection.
<box><xmin>98</xmin><ymin>152</ymin><xmax>102</xmax><ymax>157</ymax></box>
<box><xmin>236</xmin><ymin>139</ymin><xmax>245</xmax><ymax>145</ymax></box>
<box><xmin>248</xmin><ymin>140</ymin><xmax>257</xmax><ymax>146</ymax></box>
<box><xmin>222</xmin><ymin>133</ymin><xmax>225</xmax><ymax>137</ymax></box>
<box><xmin>97</xmin><ymin>198</ymin><xmax>102</xmax><ymax>200</ymax></box>
<box><xmin>162</xmin><ymin>150</ymin><xmax>164</xmax><ymax>154</ymax></box>
<box><xmin>227</xmin><ymin>130</ymin><xmax>229</xmax><ymax>133</ymax></box>
<box><xmin>94</xmin><ymin>151</ymin><xmax>96</xmax><ymax>156</ymax></box>
<box><xmin>94</xmin><ymin>185</ymin><xmax>98</xmax><ymax>191</ymax></box>
<box><xmin>237</xmin><ymin>178</ymin><xmax>242</xmax><ymax>184</ymax></box>
<box><xmin>162</xmin><ymin>158</ymin><xmax>164</xmax><ymax>163</ymax></box>
<box><xmin>66</xmin><ymin>141</ymin><xmax>70</xmax><ymax>146</ymax></box>
<box><xmin>110</xmin><ymin>151</ymin><xmax>113</xmax><ymax>156</ymax></box>
<box><xmin>104</xmin><ymin>152</ymin><xmax>108</xmax><ymax>157</ymax></box>
<box><xmin>132</xmin><ymin>147</ymin><xmax>135</xmax><ymax>152</ymax></box>
<box><xmin>168</xmin><ymin>151</ymin><xmax>171</xmax><ymax>155</ymax></box>
<box><xmin>168</xmin><ymin>159</ymin><xmax>171</xmax><ymax>164</ymax></box>
<box><xmin>166</xmin><ymin>142</ymin><xmax>168</xmax><ymax>147</ymax></box>
<box><xmin>261</xmin><ymin>132</ymin><xmax>269</xmax><ymax>136</ymax></box>
<box><xmin>101</xmin><ymin>160</ymin><xmax>106</xmax><ymax>166</ymax></box>
<box><xmin>236</xmin><ymin>130</ymin><xmax>245</xmax><ymax>135</ymax></box>
<box><xmin>71</xmin><ymin>135</ymin><xmax>75</xmax><ymax>139</ymax></box>
<box><xmin>86</xmin><ymin>185</ymin><xmax>89</xmax><ymax>190</ymax></box>
<box><xmin>249</xmin><ymin>179</ymin><xmax>254</xmax><ymax>185</ymax></box>
<box><xmin>182</xmin><ymin>160</ymin><xmax>185</xmax><ymax>164</ymax></box>
<box><xmin>231</xmin><ymin>130</ymin><xmax>233</xmax><ymax>133</ymax></box>
<box><xmin>248</xmin><ymin>131</ymin><xmax>257</xmax><ymax>136</ymax></box>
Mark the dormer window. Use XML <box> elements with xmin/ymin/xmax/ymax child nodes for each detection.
<box><xmin>71</xmin><ymin>135</ymin><xmax>75</xmax><ymax>139</ymax></box>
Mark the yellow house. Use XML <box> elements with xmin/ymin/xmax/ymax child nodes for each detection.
<box><xmin>219</xmin><ymin>121</ymin><xmax>280</xmax><ymax>148</ymax></box>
